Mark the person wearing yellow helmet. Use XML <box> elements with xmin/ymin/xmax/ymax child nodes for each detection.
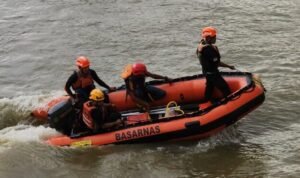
<box><xmin>79</xmin><ymin>89</ymin><xmax>122</xmax><ymax>133</ymax></box>
<box><xmin>65</xmin><ymin>56</ymin><xmax>116</xmax><ymax>103</ymax></box>
<box><xmin>196</xmin><ymin>27</ymin><xmax>235</xmax><ymax>102</ymax></box>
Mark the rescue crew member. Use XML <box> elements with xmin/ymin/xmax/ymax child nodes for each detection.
<box><xmin>196</xmin><ymin>27</ymin><xmax>235</xmax><ymax>102</ymax></box>
<box><xmin>82</xmin><ymin>89</ymin><xmax>122</xmax><ymax>133</ymax></box>
<box><xmin>121</xmin><ymin>62</ymin><xmax>172</xmax><ymax>111</ymax></box>
<box><xmin>65</xmin><ymin>56</ymin><xmax>116</xmax><ymax>102</ymax></box>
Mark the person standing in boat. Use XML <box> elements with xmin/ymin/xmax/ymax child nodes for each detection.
<box><xmin>65</xmin><ymin>56</ymin><xmax>116</xmax><ymax>103</ymax></box>
<box><xmin>121</xmin><ymin>62</ymin><xmax>172</xmax><ymax>112</ymax></box>
<box><xmin>196</xmin><ymin>27</ymin><xmax>235</xmax><ymax>102</ymax></box>
<box><xmin>79</xmin><ymin>89</ymin><xmax>122</xmax><ymax>134</ymax></box>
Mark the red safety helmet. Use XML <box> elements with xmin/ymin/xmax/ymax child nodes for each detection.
<box><xmin>132</xmin><ymin>63</ymin><xmax>147</xmax><ymax>76</ymax></box>
<box><xmin>201</xmin><ymin>27</ymin><xmax>217</xmax><ymax>38</ymax></box>
<box><xmin>76</xmin><ymin>56</ymin><xmax>90</xmax><ymax>68</ymax></box>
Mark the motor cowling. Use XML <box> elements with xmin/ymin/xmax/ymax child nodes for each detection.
<box><xmin>48</xmin><ymin>98</ymin><xmax>75</xmax><ymax>135</ymax></box>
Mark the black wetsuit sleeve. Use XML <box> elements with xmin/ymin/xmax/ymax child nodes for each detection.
<box><xmin>90</xmin><ymin>69</ymin><xmax>110</xmax><ymax>90</ymax></box>
<box><xmin>64</xmin><ymin>72</ymin><xmax>78</xmax><ymax>98</ymax></box>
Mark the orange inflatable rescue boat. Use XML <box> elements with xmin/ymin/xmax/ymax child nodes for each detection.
<box><xmin>32</xmin><ymin>72</ymin><xmax>266</xmax><ymax>147</ymax></box>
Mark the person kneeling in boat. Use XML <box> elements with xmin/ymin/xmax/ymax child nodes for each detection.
<box><xmin>196</xmin><ymin>27</ymin><xmax>235</xmax><ymax>103</ymax></box>
<box><xmin>65</xmin><ymin>56</ymin><xmax>116</xmax><ymax>105</ymax></box>
<box><xmin>81</xmin><ymin>89</ymin><xmax>123</xmax><ymax>134</ymax></box>
<box><xmin>121</xmin><ymin>62</ymin><xmax>172</xmax><ymax>112</ymax></box>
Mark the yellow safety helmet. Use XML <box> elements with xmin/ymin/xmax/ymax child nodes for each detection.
<box><xmin>89</xmin><ymin>89</ymin><xmax>105</xmax><ymax>101</ymax></box>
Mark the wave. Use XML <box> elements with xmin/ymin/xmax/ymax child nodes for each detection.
<box><xmin>0</xmin><ymin>90</ymin><xmax>65</xmax><ymax>129</ymax></box>
<box><xmin>0</xmin><ymin>124</ymin><xmax>61</xmax><ymax>143</ymax></box>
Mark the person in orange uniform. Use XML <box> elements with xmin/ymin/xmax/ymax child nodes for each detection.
<box><xmin>196</xmin><ymin>27</ymin><xmax>235</xmax><ymax>102</ymax></box>
<box><xmin>65</xmin><ymin>56</ymin><xmax>116</xmax><ymax>102</ymax></box>
<box><xmin>82</xmin><ymin>89</ymin><xmax>122</xmax><ymax>133</ymax></box>
<box><xmin>121</xmin><ymin>62</ymin><xmax>172</xmax><ymax>111</ymax></box>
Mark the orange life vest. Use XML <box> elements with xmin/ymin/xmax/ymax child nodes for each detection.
<box><xmin>72</xmin><ymin>70</ymin><xmax>94</xmax><ymax>90</ymax></box>
<box><xmin>82</xmin><ymin>101</ymin><xmax>111</xmax><ymax>129</ymax></box>
<box><xmin>82</xmin><ymin>101</ymin><xmax>96</xmax><ymax>129</ymax></box>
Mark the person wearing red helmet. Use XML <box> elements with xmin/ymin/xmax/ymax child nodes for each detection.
<box><xmin>65</xmin><ymin>56</ymin><xmax>116</xmax><ymax>103</ymax></box>
<box><xmin>196</xmin><ymin>27</ymin><xmax>235</xmax><ymax>102</ymax></box>
<box><xmin>121</xmin><ymin>62</ymin><xmax>172</xmax><ymax>111</ymax></box>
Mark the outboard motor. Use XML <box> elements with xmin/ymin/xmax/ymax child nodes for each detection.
<box><xmin>48</xmin><ymin>98</ymin><xmax>76</xmax><ymax>135</ymax></box>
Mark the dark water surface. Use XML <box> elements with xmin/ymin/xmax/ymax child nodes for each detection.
<box><xmin>0</xmin><ymin>0</ymin><xmax>299</xmax><ymax>177</ymax></box>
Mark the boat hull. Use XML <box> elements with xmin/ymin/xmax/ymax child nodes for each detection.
<box><xmin>44</xmin><ymin>72</ymin><xmax>266</xmax><ymax>147</ymax></box>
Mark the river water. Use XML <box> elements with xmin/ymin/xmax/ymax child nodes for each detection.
<box><xmin>0</xmin><ymin>0</ymin><xmax>299</xmax><ymax>177</ymax></box>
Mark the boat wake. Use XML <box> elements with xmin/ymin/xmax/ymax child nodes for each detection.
<box><xmin>0</xmin><ymin>124</ymin><xmax>61</xmax><ymax>143</ymax></box>
<box><xmin>0</xmin><ymin>91</ymin><xmax>65</xmax><ymax>110</ymax></box>
<box><xmin>0</xmin><ymin>92</ymin><xmax>67</xmax><ymax>153</ymax></box>
<box><xmin>0</xmin><ymin>91</ymin><xmax>65</xmax><ymax>129</ymax></box>
<box><xmin>196</xmin><ymin>124</ymin><xmax>244</xmax><ymax>149</ymax></box>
